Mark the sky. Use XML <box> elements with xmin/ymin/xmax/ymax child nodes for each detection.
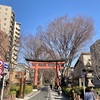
<box><xmin>0</xmin><ymin>0</ymin><xmax>100</xmax><ymax>65</ymax></box>
<box><xmin>0</xmin><ymin>0</ymin><xmax>100</xmax><ymax>40</ymax></box>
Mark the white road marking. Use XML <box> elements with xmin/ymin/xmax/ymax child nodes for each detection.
<box><xmin>27</xmin><ymin>90</ymin><xmax>40</xmax><ymax>100</ymax></box>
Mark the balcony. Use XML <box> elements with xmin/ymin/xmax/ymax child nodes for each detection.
<box><xmin>16</xmin><ymin>27</ymin><xmax>21</xmax><ymax>31</ymax></box>
<box><xmin>11</xmin><ymin>11</ymin><xmax>15</xmax><ymax>18</ymax></box>
<box><xmin>10</xmin><ymin>22</ymin><xmax>14</xmax><ymax>27</ymax></box>
<box><xmin>13</xmin><ymin>43</ymin><xmax>19</xmax><ymax>47</ymax></box>
<box><xmin>11</xmin><ymin>56</ymin><xmax>17</xmax><ymax>62</ymax></box>
<box><xmin>15</xmin><ymin>35</ymin><xmax>20</xmax><ymax>39</ymax></box>
<box><xmin>15</xmin><ymin>31</ymin><xmax>20</xmax><ymax>35</ymax></box>
<box><xmin>14</xmin><ymin>47</ymin><xmax>19</xmax><ymax>52</ymax></box>
<box><xmin>13</xmin><ymin>51</ymin><xmax>18</xmax><ymax>56</ymax></box>
<box><xmin>12</xmin><ymin>56</ymin><xmax>17</xmax><ymax>61</ymax></box>
<box><xmin>14</xmin><ymin>39</ymin><xmax>20</xmax><ymax>44</ymax></box>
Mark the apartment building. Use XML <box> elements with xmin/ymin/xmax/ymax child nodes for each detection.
<box><xmin>0</xmin><ymin>5</ymin><xmax>15</xmax><ymax>34</ymax></box>
<box><xmin>0</xmin><ymin>5</ymin><xmax>21</xmax><ymax>66</ymax></box>
<box><xmin>11</xmin><ymin>22</ymin><xmax>21</xmax><ymax>65</ymax></box>
<box><xmin>90</xmin><ymin>39</ymin><xmax>100</xmax><ymax>87</ymax></box>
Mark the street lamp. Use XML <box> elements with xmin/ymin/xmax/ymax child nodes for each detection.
<box><xmin>85</xmin><ymin>62</ymin><xmax>94</xmax><ymax>88</ymax></box>
<box><xmin>82</xmin><ymin>62</ymin><xmax>94</xmax><ymax>96</ymax></box>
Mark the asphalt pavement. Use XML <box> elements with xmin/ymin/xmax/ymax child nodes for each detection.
<box><xmin>16</xmin><ymin>86</ymin><xmax>70</xmax><ymax>100</ymax></box>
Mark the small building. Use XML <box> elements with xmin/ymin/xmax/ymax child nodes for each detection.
<box><xmin>11</xmin><ymin>63</ymin><xmax>30</xmax><ymax>84</ymax></box>
<box><xmin>73</xmin><ymin>52</ymin><xmax>94</xmax><ymax>87</ymax></box>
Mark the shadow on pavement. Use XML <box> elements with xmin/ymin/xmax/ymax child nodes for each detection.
<box><xmin>41</xmin><ymin>87</ymin><xmax>48</xmax><ymax>91</ymax></box>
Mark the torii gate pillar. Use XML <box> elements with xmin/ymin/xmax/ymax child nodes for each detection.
<box><xmin>34</xmin><ymin>63</ymin><xmax>38</xmax><ymax>88</ymax></box>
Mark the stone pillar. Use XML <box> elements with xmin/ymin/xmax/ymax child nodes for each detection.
<box><xmin>85</xmin><ymin>62</ymin><xmax>94</xmax><ymax>87</ymax></box>
<box><xmin>79</xmin><ymin>78</ymin><xmax>82</xmax><ymax>87</ymax></box>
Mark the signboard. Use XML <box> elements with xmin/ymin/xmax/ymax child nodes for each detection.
<box><xmin>4</xmin><ymin>63</ymin><xmax>9</xmax><ymax>69</ymax></box>
<box><xmin>4</xmin><ymin>63</ymin><xmax>9</xmax><ymax>74</ymax></box>
<box><xmin>0</xmin><ymin>60</ymin><xmax>4</xmax><ymax>67</ymax></box>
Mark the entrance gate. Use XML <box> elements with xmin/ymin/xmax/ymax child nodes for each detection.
<box><xmin>26</xmin><ymin>59</ymin><xmax>65</xmax><ymax>88</ymax></box>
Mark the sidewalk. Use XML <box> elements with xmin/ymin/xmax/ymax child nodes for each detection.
<box><xmin>16</xmin><ymin>89</ymin><xmax>39</xmax><ymax>100</ymax></box>
<box><xmin>50</xmin><ymin>89</ymin><xmax>70</xmax><ymax>100</ymax></box>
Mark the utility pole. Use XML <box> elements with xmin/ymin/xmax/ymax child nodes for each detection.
<box><xmin>0</xmin><ymin>60</ymin><xmax>4</xmax><ymax>100</ymax></box>
<box><xmin>0</xmin><ymin>74</ymin><xmax>5</xmax><ymax>100</ymax></box>
<box><xmin>22</xmin><ymin>70</ymin><xmax>26</xmax><ymax>98</ymax></box>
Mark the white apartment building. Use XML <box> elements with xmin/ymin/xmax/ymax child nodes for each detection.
<box><xmin>11</xmin><ymin>22</ymin><xmax>21</xmax><ymax>65</ymax></box>
<box><xmin>0</xmin><ymin>5</ymin><xmax>21</xmax><ymax>66</ymax></box>
<box><xmin>90</xmin><ymin>39</ymin><xmax>100</xmax><ymax>87</ymax></box>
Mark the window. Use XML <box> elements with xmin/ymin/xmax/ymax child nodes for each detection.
<box><xmin>15</xmin><ymin>74</ymin><xmax>20</xmax><ymax>78</ymax></box>
<box><xmin>6</xmin><ymin>8</ymin><xmax>8</xmax><ymax>10</ymax></box>
<box><xmin>4</xmin><ymin>23</ymin><xmax>6</xmax><ymax>25</ymax></box>
<box><xmin>4</xmin><ymin>18</ymin><xmax>7</xmax><ymax>20</ymax></box>
<box><xmin>88</xmin><ymin>59</ymin><xmax>91</xmax><ymax>61</ymax></box>
<box><xmin>82</xmin><ymin>82</ymin><xmax>84</xmax><ymax>86</ymax></box>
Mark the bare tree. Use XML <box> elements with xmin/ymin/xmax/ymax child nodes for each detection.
<box><xmin>37</xmin><ymin>16</ymin><xmax>94</xmax><ymax>75</ymax></box>
<box><xmin>20</xmin><ymin>15</ymin><xmax>94</xmax><ymax>77</ymax></box>
<box><xmin>20</xmin><ymin>33</ymin><xmax>52</xmax><ymax>60</ymax></box>
<box><xmin>19</xmin><ymin>34</ymin><xmax>53</xmax><ymax>84</ymax></box>
<box><xmin>0</xmin><ymin>30</ymin><xmax>9</xmax><ymax>61</ymax></box>
<box><xmin>43</xmin><ymin>69</ymin><xmax>55</xmax><ymax>83</ymax></box>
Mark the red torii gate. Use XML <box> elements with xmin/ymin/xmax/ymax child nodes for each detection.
<box><xmin>25</xmin><ymin>59</ymin><xmax>65</xmax><ymax>88</ymax></box>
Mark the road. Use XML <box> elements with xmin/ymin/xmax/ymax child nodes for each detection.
<box><xmin>28</xmin><ymin>86</ymin><xmax>50</xmax><ymax>100</ymax></box>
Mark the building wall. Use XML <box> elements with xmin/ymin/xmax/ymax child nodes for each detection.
<box><xmin>0</xmin><ymin>5</ymin><xmax>15</xmax><ymax>44</ymax></box>
<box><xmin>0</xmin><ymin>5</ymin><xmax>12</xmax><ymax>34</ymax></box>
<box><xmin>83</xmin><ymin>54</ymin><xmax>91</xmax><ymax>65</ymax></box>
<box><xmin>12</xmin><ymin>71</ymin><xmax>30</xmax><ymax>84</ymax></box>
<box><xmin>90</xmin><ymin>39</ymin><xmax>100</xmax><ymax>87</ymax></box>
<box><xmin>74</xmin><ymin>59</ymin><xmax>84</xmax><ymax>86</ymax></box>
<box><xmin>11</xmin><ymin>71</ymin><xmax>24</xmax><ymax>84</ymax></box>
<box><xmin>74</xmin><ymin>60</ymin><xmax>83</xmax><ymax>78</ymax></box>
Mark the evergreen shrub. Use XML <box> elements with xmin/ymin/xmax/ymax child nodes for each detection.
<box><xmin>25</xmin><ymin>84</ymin><xmax>33</xmax><ymax>94</ymax></box>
